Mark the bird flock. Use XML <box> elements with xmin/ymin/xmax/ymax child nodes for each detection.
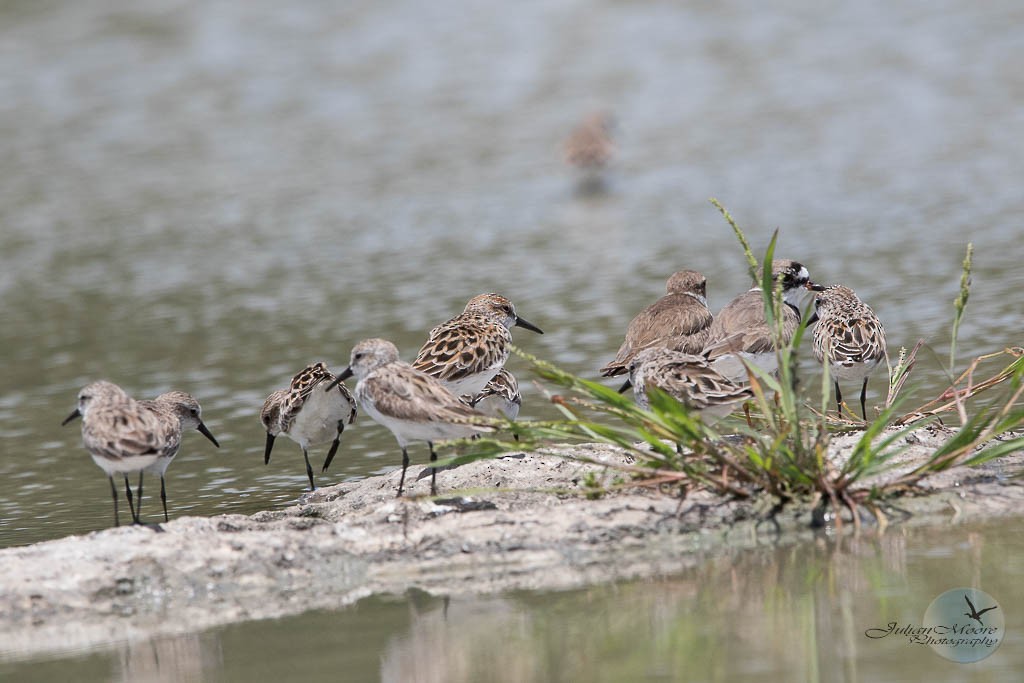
<box><xmin>64</xmin><ymin>268</ymin><xmax>886</xmax><ymax>528</ymax></box>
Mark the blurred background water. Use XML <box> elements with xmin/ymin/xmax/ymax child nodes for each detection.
<box><xmin>0</xmin><ymin>0</ymin><xmax>1022</xmax><ymax>676</ymax></box>
<box><xmin>3</xmin><ymin>0</ymin><xmax>1021</xmax><ymax>546</ymax></box>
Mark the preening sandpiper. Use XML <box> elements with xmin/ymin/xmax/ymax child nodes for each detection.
<box><xmin>260</xmin><ymin>362</ymin><xmax>357</xmax><ymax>491</ymax></box>
<box><xmin>620</xmin><ymin>347</ymin><xmax>753</xmax><ymax>425</ymax></box>
<box><xmin>464</xmin><ymin>368</ymin><xmax>521</xmax><ymax>423</ymax></box>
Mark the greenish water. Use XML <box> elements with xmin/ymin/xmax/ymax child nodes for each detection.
<box><xmin>2</xmin><ymin>518</ymin><xmax>1022</xmax><ymax>681</ymax></box>
<box><xmin>1</xmin><ymin>0</ymin><xmax>1022</xmax><ymax>549</ymax></box>
<box><xmin>1</xmin><ymin>0</ymin><xmax>1023</xmax><ymax>677</ymax></box>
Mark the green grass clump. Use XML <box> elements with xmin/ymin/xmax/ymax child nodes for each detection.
<box><xmin>437</xmin><ymin>205</ymin><xmax>1024</xmax><ymax>526</ymax></box>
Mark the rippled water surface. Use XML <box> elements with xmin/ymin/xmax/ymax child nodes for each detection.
<box><xmin>0</xmin><ymin>0</ymin><xmax>1022</xmax><ymax>676</ymax></box>
<box><xmin>2</xmin><ymin>0</ymin><xmax>1022</xmax><ymax>547</ymax></box>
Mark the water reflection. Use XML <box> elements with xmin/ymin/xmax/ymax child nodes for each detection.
<box><xmin>1</xmin><ymin>519</ymin><xmax>1020</xmax><ymax>680</ymax></box>
<box><xmin>115</xmin><ymin>634</ymin><xmax>222</xmax><ymax>683</ymax></box>
<box><xmin>374</xmin><ymin>525</ymin><xmax>1021</xmax><ymax>682</ymax></box>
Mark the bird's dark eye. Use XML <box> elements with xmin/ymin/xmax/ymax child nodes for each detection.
<box><xmin>354</xmin><ymin>353</ymin><xmax>364</xmax><ymax>360</ymax></box>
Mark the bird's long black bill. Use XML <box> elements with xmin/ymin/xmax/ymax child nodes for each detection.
<box><xmin>806</xmin><ymin>311</ymin><xmax>819</xmax><ymax>325</ymax></box>
<box><xmin>325</xmin><ymin>367</ymin><xmax>353</xmax><ymax>391</ymax></box>
<box><xmin>617</xmin><ymin>379</ymin><xmax>632</xmax><ymax>394</ymax></box>
<box><xmin>264</xmin><ymin>432</ymin><xmax>276</xmax><ymax>465</ymax></box>
<box><xmin>514</xmin><ymin>317</ymin><xmax>543</xmax><ymax>334</ymax></box>
<box><xmin>806</xmin><ymin>282</ymin><xmax>826</xmax><ymax>292</ymax></box>
<box><xmin>197</xmin><ymin>422</ymin><xmax>220</xmax><ymax>448</ymax></box>
<box><xmin>61</xmin><ymin>408</ymin><xmax>81</xmax><ymax>426</ymax></box>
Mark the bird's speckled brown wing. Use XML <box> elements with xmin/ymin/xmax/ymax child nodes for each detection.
<box><xmin>271</xmin><ymin>362</ymin><xmax>356</xmax><ymax>432</ymax></box>
<box><xmin>412</xmin><ymin>315</ymin><xmax>511</xmax><ymax>384</ymax></box>
<box><xmin>648</xmin><ymin>358</ymin><xmax>754</xmax><ymax>410</ymax></box>
<box><xmin>83</xmin><ymin>402</ymin><xmax>179</xmax><ymax>462</ymax></box>
<box><xmin>360</xmin><ymin>364</ymin><xmax>488</xmax><ymax>425</ymax></box>
<box><xmin>813</xmin><ymin>316</ymin><xmax>886</xmax><ymax>366</ymax></box>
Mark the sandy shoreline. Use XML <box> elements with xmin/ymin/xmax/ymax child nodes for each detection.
<box><xmin>1</xmin><ymin>427</ymin><xmax>1022</xmax><ymax>659</ymax></box>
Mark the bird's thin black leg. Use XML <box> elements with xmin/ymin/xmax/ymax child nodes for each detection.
<box><xmin>397</xmin><ymin>448</ymin><xmax>409</xmax><ymax>497</ymax></box>
<box><xmin>302</xmin><ymin>448</ymin><xmax>316</xmax><ymax>491</ymax></box>
<box><xmin>322</xmin><ymin>422</ymin><xmax>343</xmax><ymax>473</ymax></box>
<box><xmin>429</xmin><ymin>441</ymin><xmax>438</xmax><ymax>496</ymax></box>
<box><xmin>159</xmin><ymin>475</ymin><xmax>169</xmax><ymax>522</ymax></box>
<box><xmin>834</xmin><ymin>381</ymin><xmax>843</xmax><ymax>418</ymax></box>
<box><xmin>124</xmin><ymin>475</ymin><xmax>137</xmax><ymax>524</ymax></box>
<box><xmin>135</xmin><ymin>472</ymin><xmax>144</xmax><ymax>523</ymax></box>
<box><xmin>109</xmin><ymin>476</ymin><xmax>120</xmax><ymax>527</ymax></box>
<box><xmin>860</xmin><ymin>378</ymin><xmax>869</xmax><ymax>422</ymax></box>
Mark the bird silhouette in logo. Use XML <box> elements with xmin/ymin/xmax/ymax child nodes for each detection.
<box><xmin>963</xmin><ymin>594</ymin><xmax>998</xmax><ymax>625</ymax></box>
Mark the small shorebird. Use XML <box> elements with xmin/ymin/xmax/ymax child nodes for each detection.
<box><xmin>62</xmin><ymin>381</ymin><xmax>164</xmax><ymax>526</ymax></box>
<box><xmin>412</xmin><ymin>293</ymin><xmax>542</xmax><ymax>398</ymax></box>
<box><xmin>260</xmin><ymin>362</ymin><xmax>357</xmax><ymax>491</ymax></box>
<box><xmin>139</xmin><ymin>391</ymin><xmax>220</xmax><ymax>522</ymax></box>
<box><xmin>808</xmin><ymin>284</ymin><xmax>887</xmax><ymax>419</ymax></box>
<box><xmin>464</xmin><ymin>368</ymin><xmax>521</xmax><ymax>422</ymax></box>
<box><xmin>564</xmin><ymin>112</ymin><xmax>615</xmax><ymax>172</ymax></box>
<box><xmin>702</xmin><ymin>259</ymin><xmax>814</xmax><ymax>383</ymax></box>
<box><xmin>329</xmin><ymin>338</ymin><xmax>493</xmax><ymax>497</ymax></box>
<box><xmin>619</xmin><ymin>347</ymin><xmax>753</xmax><ymax>425</ymax></box>
<box><xmin>600</xmin><ymin>270</ymin><xmax>713</xmax><ymax>378</ymax></box>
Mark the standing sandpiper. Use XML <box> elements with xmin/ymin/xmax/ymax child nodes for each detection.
<box><xmin>139</xmin><ymin>391</ymin><xmax>220</xmax><ymax>521</ymax></box>
<box><xmin>329</xmin><ymin>338</ymin><xmax>493</xmax><ymax>497</ymax></box>
<box><xmin>62</xmin><ymin>381</ymin><xmax>164</xmax><ymax>526</ymax></box>
<box><xmin>412</xmin><ymin>293</ymin><xmax>542</xmax><ymax>398</ymax></box>
<box><xmin>260</xmin><ymin>362</ymin><xmax>357</xmax><ymax>491</ymax></box>
<box><xmin>600</xmin><ymin>270</ymin><xmax>713</xmax><ymax>378</ymax></box>
<box><xmin>807</xmin><ymin>284</ymin><xmax>887</xmax><ymax>419</ymax></box>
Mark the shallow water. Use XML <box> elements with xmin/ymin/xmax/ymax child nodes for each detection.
<box><xmin>2</xmin><ymin>517</ymin><xmax>1022</xmax><ymax>681</ymax></box>
<box><xmin>0</xmin><ymin>0</ymin><xmax>1022</xmax><ymax>675</ymax></box>
<box><xmin>1</xmin><ymin>0</ymin><xmax>1021</xmax><ymax>548</ymax></box>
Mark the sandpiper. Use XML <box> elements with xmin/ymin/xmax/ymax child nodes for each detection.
<box><xmin>600</xmin><ymin>270</ymin><xmax>713</xmax><ymax>378</ymax></box>
<box><xmin>564</xmin><ymin>111</ymin><xmax>615</xmax><ymax>172</ymax></box>
<box><xmin>329</xmin><ymin>338</ymin><xmax>493</xmax><ymax>496</ymax></box>
<box><xmin>139</xmin><ymin>391</ymin><xmax>220</xmax><ymax>521</ymax></box>
<box><xmin>702</xmin><ymin>259</ymin><xmax>813</xmax><ymax>383</ymax></box>
<box><xmin>412</xmin><ymin>293</ymin><xmax>542</xmax><ymax>398</ymax></box>
<box><xmin>464</xmin><ymin>368</ymin><xmax>522</xmax><ymax>422</ymax></box>
<box><xmin>807</xmin><ymin>283</ymin><xmax>887</xmax><ymax>419</ymax></box>
<box><xmin>260</xmin><ymin>362</ymin><xmax>357</xmax><ymax>491</ymax></box>
<box><xmin>62</xmin><ymin>381</ymin><xmax>164</xmax><ymax>526</ymax></box>
<box><xmin>619</xmin><ymin>347</ymin><xmax>753</xmax><ymax>424</ymax></box>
